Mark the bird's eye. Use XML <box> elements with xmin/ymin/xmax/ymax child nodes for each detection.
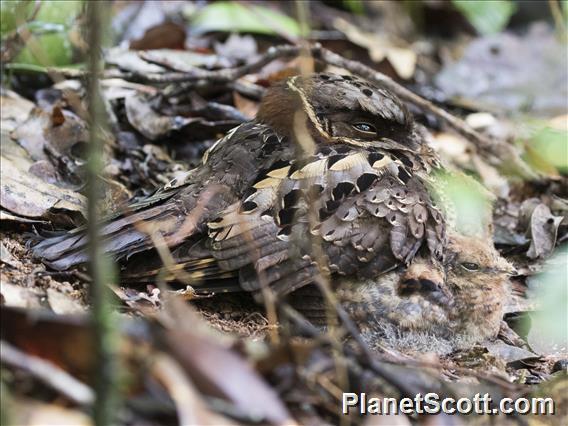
<box><xmin>460</xmin><ymin>262</ymin><xmax>479</xmax><ymax>271</ymax></box>
<box><xmin>352</xmin><ymin>122</ymin><xmax>377</xmax><ymax>134</ymax></box>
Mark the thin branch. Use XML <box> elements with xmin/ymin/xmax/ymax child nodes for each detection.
<box><xmin>279</xmin><ymin>304</ymin><xmax>429</xmax><ymax>398</ymax></box>
<box><xmin>310</xmin><ymin>47</ymin><xmax>535</xmax><ymax>177</ymax></box>
<box><xmin>9</xmin><ymin>40</ymin><xmax>535</xmax><ymax>177</ymax></box>
<box><xmin>127</xmin><ymin>45</ymin><xmax>302</xmax><ymax>84</ymax></box>
<box><xmin>90</xmin><ymin>43</ymin><xmax>533</xmax><ymax>176</ymax></box>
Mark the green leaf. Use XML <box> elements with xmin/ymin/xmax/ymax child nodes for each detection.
<box><xmin>5</xmin><ymin>0</ymin><xmax>83</xmax><ymax>66</ymax></box>
<box><xmin>5</xmin><ymin>62</ymin><xmax>84</xmax><ymax>73</ymax></box>
<box><xmin>1</xmin><ymin>0</ymin><xmax>34</xmax><ymax>36</ymax></box>
<box><xmin>342</xmin><ymin>0</ymin><xmax>364</xmax><ymax>15</ymax></box>
<box><xmin>34</xmin><ymin>0</ymin><xmax>83</xmax><ymax>25</ymax></box>
<box><xmin>15</xmin><ymin>32</ymin><xmax>74</xmax><ymax>66</ymax></box>
<box><xmin>521</xmin><ymin>122</ymin><xmax>568</xmax><ymax>175</ymax></box>
<box><xmin>430</xmin><ymin>170</ymin><xmax>493</xmax><ymax>237</ymax></box>
<box><xmin>4</xmin><ymin>62</ymin><xmax>48</xmax><ymax>73</ymax></box>
<box><xmin>527</xmin><ymin>247</ymin><xmax>568</xmax><ymax>354</ymax></box>
<box><xmin>189</xmin><ymin>2</ymin><xmax>300</xmax><ymax>38</ymax></box>
<box><xmin>452</xmin><ymin>0</ymin><xmax>516</xmax><ymax>35</ymax></box>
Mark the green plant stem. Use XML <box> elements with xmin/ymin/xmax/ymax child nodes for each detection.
<box><xmin>85</xmin><ymin>2</ymin><xmax>118</xmax><ymax>425</ymax></box>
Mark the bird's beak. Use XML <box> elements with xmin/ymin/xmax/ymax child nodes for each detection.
<box><xmin>496</xmin><ymin>264</ymin><xmax>517</xmax><ymax>275</ymax></box>
<box><xmin>493</xmin><ymin>257</ymin><xmax>517</xmax><ymax>275</ymax></box>
<box><xmin>506</xmin><ymin>265</ymin><xmax>518</xmax><ymax>275</ymax></box>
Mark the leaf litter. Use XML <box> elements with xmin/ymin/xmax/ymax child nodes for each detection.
<box><xmin>1</xmin><ymin>2</ymin><xmax>567</xmax><ymax>425</ymax></box>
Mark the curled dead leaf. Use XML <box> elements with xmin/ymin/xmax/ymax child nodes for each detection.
<box><xmin>526</xmin><ymin>204</ymin><xmax>563</xmax><ymax>259</ymax></box>
<box><xmin>1</xmin><ymin>135</ymin><xmax>86</xmax><ymax>225</ymax></box>
<box><xmin>125</xmin><ymin>93</ymin><xmax>193</xmax><ymax>140</ymax></box>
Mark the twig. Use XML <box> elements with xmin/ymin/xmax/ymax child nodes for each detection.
<box><xmin>114</xmin><ymin>43</ymin><xmax>532</xmax><ymax>176</ymax></box>
<box><xmin>111</xmin><ymin>43</ymin><xmax>532</xmax><ymax>176</ymax></box>
<box><xmin>290</xmin><ymin>26</ymin><xmax>350</xmax><ymax>414</ymax></box>
<box><xmin>85</xmin><ymin>2</ymin><xmax>120</xmax><ymax>425</ymax></box>
<box><xmin>135</xmin><ymin>45</ymin><xmax>301</xmax><ymax>84</ymax></box>
<box><xmin>229</xmin><ymin>79</ymin><xmax>266</xmax><ymax>100</ymax></box>
<box><xmin>310</xmin><ymin>47</ymin><xmax>535</xmax><ymax>177</ymax></box>
<box><xmin>280</xmin><ymin>305</ymin><xmax>427</xmax><ymax>398</ymax></box>
<box><xmin>8</xmin><ymin>38</ymin><xmax>533</xmax><ymax>177</ymax></box>
<box><xmin>151</xmin><ymin>354</ymin><xmax>203</xmax><ymax>426</ymax></box>
<box><xmin>0</xmin><ymin>340</ymin><xmax>94</xmax><ymax>406</ymax></box>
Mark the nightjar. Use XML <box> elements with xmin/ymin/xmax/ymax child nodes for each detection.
<box><xmin>292</xmin><ymin>232</ymin><xmax>515</xmax><ymax>353</ymax></box>
<box><xmin>33</xmin><ymin>73</ymin><xmax>446</xmax><ymax>298</ymax></box>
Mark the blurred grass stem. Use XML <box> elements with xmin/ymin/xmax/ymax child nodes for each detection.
<box><xmin>86</xmin><ymin>2</ymin><xmax>119</xmax><ymax>425</ymax></box>
<box><xmin>548</xmin><ymin>0</ymin><xmax>567</xmax><ymax>42</ymax></box>
<box><xmin>294</xmin><ymin>3</ymin><xmax>349</xmax><ymax>423</ymax></box>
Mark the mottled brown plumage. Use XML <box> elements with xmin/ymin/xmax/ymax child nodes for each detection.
<box><xmin>339</xmin><ymin>233</ymin><xmax>514</xmax><ymax>353</ymax></box>
<box><xmin>32</xmin><ymin>73</ymin><xmax>446</xmax><ymax>297</ymax></box>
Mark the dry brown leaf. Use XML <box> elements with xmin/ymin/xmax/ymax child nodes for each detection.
<box><xmin>333</xmin><ymin>17</ymin><xmax>416</xmax><ymax>79</ymax></box>
<box><xmin>129</xmin><ymin>21</ymin><xmax>186</xmax><ymax>50</ymax></box>
<box><xmin>7</xmin><ymin>400</ymin><xmax>92</xmax><ymax>426</ymax></box>
<box><xmin>106</xmin><ymin>47</ymin><xmax>167</xmax><ymax>74</ymax></box>
<box><xmin>429</xmin><ymin>132</ymin><xmax>472</xmax><ymax>166</ymax></box>
<box><xmin>163</xmin><ymin>327</ymin><xmax>294</xmax><ymax>425</ymax></box>
<box><xmin>0</xmin><ymin>282</ymin><xmax>42</xmax><ymax>309</ymax></box>
<box><xmin>11</xmin><ymin>107</ymin><xmax>89</xmax><ymax>164</ymax></box>
<box><xmin>485</xmin><ymin>341</ymin><xmax>537</xmax><ymax>364</ymax></box>
<box><xmin>0</xmin><ymin>90</ymin><xmax>35</xmax><ymax>132</ymax></box>
<box><xmin>0</xmin><ymin>241</ymin><xmax>19</xmax><ymax>268</ymax></box>
<box><xmin>233</xmin><ymin>91</ymin><xmax>259</xmax><ymax>120</ymax></box>
<box><xmin>0</xmin><ymin>209</ymin><xmax>48</xmax><ymax>224</ymax></box>
<box><xmin>46</xmin><ymin>288</ymin><xmax>87</xmax><ymax>315</ymax></box>
<box><xmin>526</xmin><ymin>204</ymin><xmax>563</xmax><ymax>259</ymax></box>
<box><xmin>152</xmin><ymin>354</ymin><xmax>239</xmax><ymax>426</ymax></box>
<box><xmin>1</xmin><ymin>307</ymin><xmax>96</xmax><ymax>382</ymax></box>
<box><xmin>125</xmin><ymin>93</ymin><xmax>193</xmax><ymax>140</ymax></box>
<box><xmin>1</xmin><ymin>135</ymin><xmax>86</xmax><ymax>223</ymax></box>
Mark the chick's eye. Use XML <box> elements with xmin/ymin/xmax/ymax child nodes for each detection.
<box><xmin>352</xmin><ymin>122</ymin><xmax>377</xmax><ymax>134</ymax></box>
<box><xmin>460</xmin><ymin>262</ymin><xmax>479</xmax><ymax>271</ymax></box>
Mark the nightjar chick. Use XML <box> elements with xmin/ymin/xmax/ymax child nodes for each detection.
<box><xmin>33</xmin><ymin>72</ymin><xmax>447</xmax><ymax>298</ymax></box>
<box><xmin>337</xmin><ymin>233</ymin><xmax>514</xmax><ymax>354</ymax></box>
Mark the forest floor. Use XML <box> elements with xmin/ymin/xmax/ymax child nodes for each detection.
<box><xmin>1</xmin><ymin>2</ymin><xmax>567</xmax><ymax>425</ymax></box>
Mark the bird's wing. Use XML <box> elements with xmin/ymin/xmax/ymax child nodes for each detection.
<box><xmin>31</xmin><ymin>122</ymin><xmax>292</xmax><ymax>272</ymax></box>
<box><xmin>206</xmin><ymin>146</ymin><xmax>446</xmax><ymax>296</ymax></box>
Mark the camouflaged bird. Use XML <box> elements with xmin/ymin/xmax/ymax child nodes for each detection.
<box><xmin>32</xmin><ymin>73</ymin><xmax>446</xmax><ymax>297</ymax></box>
<box><xmin>292</xmin><ymin>232</ymin><xmax>514</xmax><ymax>353</ymax></box>
<box><xmin>346</xmin><ymin>233</ymin><xmax>514</xmax><ymax>353</ymax></box>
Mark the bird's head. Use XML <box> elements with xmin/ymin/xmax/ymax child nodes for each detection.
<box><xmin>256</xmin><ymin>73</ymin><xmax>420</xmax><ymax>152</ymax></box>
<box><xmin>395</xmin><ymin>234</ymin><xmax>514</xmax><ymax>323</ymax></box>
<box><xmin>441</xmin><ymin>233</ymin><xmax>514</xmax><ymax>340</ymax></box>
<box><xmin>444</xmin><ymin>233</ymin><xmax>516</xmax><ymax>290</ymax></box>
